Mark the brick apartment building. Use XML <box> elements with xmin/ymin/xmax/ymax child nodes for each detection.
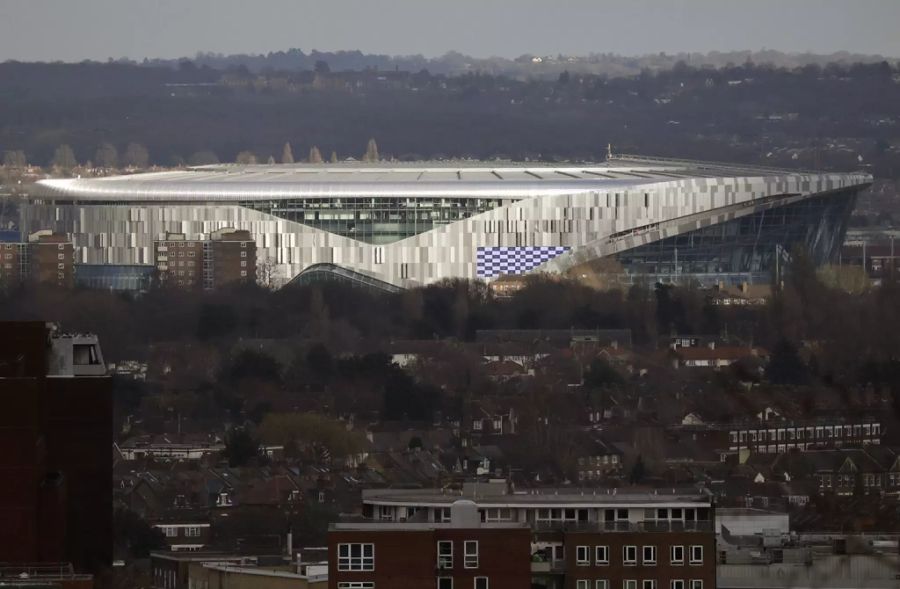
<box><xmin>154</xmin><ymin>228</ymin><xmax>256</xmax><ymax>290</ymax></box>
<box><xmin>0</xmin><ymin>231</ymin><xmax>75</xmax><ymax>288</ymax></box>
<box><xmin>359</xmin><ymin>484</ymin><xmax>716</xmax><ymax>589</ymax></box>
<box><xmin>0</xmin><ymin>322</ymin><xmax>112</xmax><ymax>577</ymax></box>
<box><xmin>561</xmin><ymin>527</ymin><xmax>715</xmax><ymax>589</ymax></box>
<box><xmin>328</xmin><ymin>501</ymin><xmax>532</xmax><ymax>589</ymax></box>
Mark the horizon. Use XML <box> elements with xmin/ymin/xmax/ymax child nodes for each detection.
<box><xmin>1</xmin><ymin>0</ymin><xmax>899</xmax><ymax>63</ymax></box>
<box><xmin>4</xmin><ymin>46</ymin><xmax>898</xmax><ymax>66</ymax></box>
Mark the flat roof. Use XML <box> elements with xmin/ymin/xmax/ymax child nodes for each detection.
<box><xmin>361</xmin><ymin>487</ymin><xmax>712</xmax><ymax>507</ymax></box>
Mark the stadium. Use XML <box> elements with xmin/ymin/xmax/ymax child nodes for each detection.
<box><xmin>26</xmin><ymin>155</ymin><xmax>872</xmax><ymax>290</ymax></box>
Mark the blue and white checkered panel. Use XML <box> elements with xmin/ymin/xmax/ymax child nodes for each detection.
<box><xmin>476</xmin><ymin>246</ymin><xmax>570</xmax><ymax>278</ymax></box>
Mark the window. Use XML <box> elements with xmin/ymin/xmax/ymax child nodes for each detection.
<box><xmin>671</xmin><ymin>582</ymin><xmax>684</xmax><ymax>589</ymax></box>
<box><xmin>240</xmin><ymin>270</ymin><xmax>247</xmax><ymax>277</ymax></box>
<box><xmin>595</xmin><ymin>545</ymin><xmax>609</xmax><ymax>565</ymax></box>
<box><xmin>474</xmin><ymin>578</ymin><xmax>488</xmax><ymax>589</ymax></box>
<box><xmin>623</xmin><ymin>581</ymin><xmax>637</xmax><ymax>589</ymax></box>
<box><xmin>643</xmin><ymin>545</ymin><xmax>657</xmax><ymax>565</ymax></box>
<box><xmin>577</xmin><ymin>582</ymin><xmax>590</xmax><ymax>589</ymax></box>
<box><xmin>184</xmin><ymin>526</ymin><xmax>201</xmax><ymax>537</ymax></box>
<box><xmin>241</xmin><ymin>251</ymin><xmax>247</xmax><ymax>257</ymax></box>
<box><xmin>689</xmin><ymin>545</ymin><xmax>703</xmax><ymax>565</ymax></box>
<box><xmin>671</xmin><ymin>545</ymin><xmax>684</xmax><ymax>565</ymax></box>
<box><xmin>690</xmin><ymin>582</ymin><xmax>703</xmax><ymax>589</ymax></box>
<box><xmin>241</xmin><ymin>242</ymin><xmax>247</xmax><ymax>248</ymax></box>
<box><xmin>575</xmin><ymin>545</ymin><xmax>590</xmax><ymax>566</ymax></box>
<box><xmin>464</xmin><ymin>540</ymin><xmax>479</xmax><ymax>568</ymax></box>
<box><xmin>596</xmin><ymin>582</ymin><xmax>608</xmax><ymax>589</ymax></box>
<box><xmin>73</xmin><ymin>344</ymin><xmax>99</xmax><ymax>365</ymax></box>
<box><xmin>643</xmin><ymin>582</ymin><xmax>657</xmax><ymax>589</ymax></box>
<box><xmin>241</xmin><ymin>260</ymin><xmax>247</xmax><ymax>267</ymax></box>
<box><xmin>337</xmin><ymin>584</ymin><xmax>374</xmax><ymax>589</ymax></box>
<box><xmin>57</xmin><ymin>263</ymin><xmax>65</xmax><ymax>269</ymax></box>
<box><xmin>57</xmin><ymin>253</ymin><xmax>64</xmax><ymax>260</ymax></box>
<box><xmin>337</xmin><ymin>543</ymin><xmax>374</xmax><ymax>571</ymax></box>
<box><xmin>483</xmin><ymin>508</ymin><xmax>512</xmax><ymax>522</ymax></box>
<box><xmin>623</xmin><ymin>545</ymin><xmax>637</xmax><ymax>566</ymax></box>
<box><xmin>374</xmin><ymin>247</ymin><xmax>384</xmax><ymax>264</ymax></box>
<box><xmin>437</xmin><ymin>578</ymin><xmax>453</xmax><ymax>589</ymax></box>
<box><xmin>436</xmin><ymin>507</ymin><xmax>451</xmax><ymax>523</ymax></box>
<box><xmin>437</xmin><ymin>541</ymin><xmax>453</xmax><ymax>569</ymax></box>
<box><xmin>159</xmin><ymin>526</ymin><xmax>177</xmax><ymax>537</ymax></box>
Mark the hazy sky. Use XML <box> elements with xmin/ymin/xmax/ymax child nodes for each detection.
<box><xmin>1</xmin><ymin>0</ymin><xmax>899</xmax><ymax>62</ymax></box>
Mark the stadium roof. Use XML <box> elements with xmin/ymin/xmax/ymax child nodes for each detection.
<box><xmin>31</xmin><ymin>155</ymin><xmax>862</xmax><ymax>203</ymax></box>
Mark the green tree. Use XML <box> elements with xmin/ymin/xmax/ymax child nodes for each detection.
<box><xmin>52</xmin><ymin>144</ymin><xmax>77</xmax><ymax>170</ymax></box>
<box><xmin>123</xmin><ymin>142</ymin><xmax>150</xmax><ymax>168</ymax></box>
<box><xmin>282</xmin><ymin>142</ymin><xmax>295</xmax><ymax>164</ymax></box>
<box><xmin>767</xmin><ymin>338</ymin><xmax>810</xmax><ymax>385</ymax></box>
<box><xmin>224</xmin><ymin>349</ymin><xmax>283</xmax><ymax>384</ymax></box>
<box><xmin>629</xmin><ymin>455</ymin><xmax>647</xmax><ymax>484</ymax></box>
<box><xmin>259</xmin><ymin>412</ymin><xmax>364</xmax><ymax>458</ymax></box>
<box><xmin>584</xmin><ymin>357</ymin><xmax>624</xmax><ymax>388</ymax></box>
<box><xmin>94</xmin><ymin>143</ymin><xmax>119</xmax><ymax>169</ymax></box>
<box><xmin>223</xmin><ymin>426</ymin><xmax>261</xmax><ymax>467</ymax></box>
<box><xmin>113</xmin><ymin>507</ymin><xmax>166</xmax><ymax>558</ymax></box>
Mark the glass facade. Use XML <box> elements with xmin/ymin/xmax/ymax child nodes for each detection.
<box><xmin>74</xmin><ymin>264</ymin><xmax>155</xmax><ymax>292</ymax></box>
<box><xmin>288</xmin><ymin>263</ymin><xmax>402</xmax><ymax>293</ymax></box>
<box><xmin>615</xmin><ymin>190</ymin><xmax>857</xmax><ymax>280</ymax></box>
<box><xmin>238</xmin><ymin>196</ymin><xmax>519</xmax><ymax>244</ymax></box>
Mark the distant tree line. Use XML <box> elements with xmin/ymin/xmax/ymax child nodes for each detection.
<box><xmin>1</xmin><ymin>59</ymin><xmax>899</xmax><ymax>177</ymax></box>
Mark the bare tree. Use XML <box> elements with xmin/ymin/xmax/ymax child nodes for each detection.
<box><xmin>94</xmin><ymin>143</ymin><xmax>119</xmax><ymax>169</ymax></box>
<box><xmin>2</xmin><ymin>150</ymin><xmax>27</xmax><ymax>168</ymax></box>
<box><xmin>256</xmin><ymin>251</ymin><xmax>278</xmax><ymax>290</ymax></box>
<box><xmin>330</xmin><ymin>151</ymin><xmax>338</xmax><ymax>163</ymax></box>
<box><xmin>123</xmin><ymin>143</ymin><xmax>150</xmax><ymax>168</ymax></box>
<box><xmin>188</xmin><ymin>150</ymin><xmax>219</xmax><ymax>166</ymax></box>
<box><xmin>52</xmin><ymin>144</ymin><xmax>77</xmax><ymax>170</ymax></box>
<box><xmin>235</xmin><ymin>151</ymin><xmax>258</xmax><ymax>165</ymax></box>
<box><xmin>309</xmin><ymin>146</ymin><xmax>323</xmax><ymax>163</ymax></box>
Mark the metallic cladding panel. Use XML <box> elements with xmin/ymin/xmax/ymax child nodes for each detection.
<box><xmin>22</xmin><ymin>170</ymin><xmax>872</xmax><ymax>288</ymax></box>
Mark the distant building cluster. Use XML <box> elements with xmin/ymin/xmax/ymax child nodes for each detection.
<box><xmin>154</xmin><ymin>228</ymin><xmax>257</xmax><ymax>290</ymax></box>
